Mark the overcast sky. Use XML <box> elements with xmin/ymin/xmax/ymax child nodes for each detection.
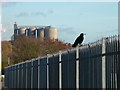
<box><xmin>1</xmin><ymin>2</ymin><xmax>118</xmax><ymax>44</ymax></box>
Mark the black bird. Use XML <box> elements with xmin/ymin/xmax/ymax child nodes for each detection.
<box><xmin>72</xmin><ymin>33</ymin><xmax>86</xmax><ymax>47</ymax></box>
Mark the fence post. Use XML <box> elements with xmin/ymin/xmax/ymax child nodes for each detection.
<box><xmin>102</xmin><ymin>38</ymin><xmax>106</xmax><ymax>89</ymax></box>
<box><xmin>76</xmin><ymin>46</ymin><xmax>79</xmax><ymax>89</ymax></box>
<box><xmin>47</xmin><ymin>54</ymin><xmax>49</xmax><ymax>89</ymax></box>
<box><xmin>59</xmin><ymin>51</ymin><xmax>62</xmax><ymax>88</ymax></box>
<box><xmin>31</xmin><ymin>60</ymin><xmax>33</xmax><ymax>89</ymax></box>
<box><xmin>116</xmin><ymin>34</ymin><xmax>119</xmax><ymax>89</ymax></box>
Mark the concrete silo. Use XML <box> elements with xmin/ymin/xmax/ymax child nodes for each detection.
<box><xmin>13</xmin><ymin>23</ymin><xmax>58</xmax><ymax>40</ymax></box>
<box><xmin>18</xmin><ymin>27</ymin><xmax>26</xmax><ymax>35</ymax></box>
<box><xmin>17</xmin><ymin>28</ymin><xmax>20</xmax><ymax>35</ymax></box>
<box><xmin>44</xmin><ymin>26</ymin><xmax>57</xmax><ymax>39</ymax></box>
<box><xmin>14</xmin><ymin>29</ymin><xmax>18</xmax><ymax>35</ymax></box>
<box><xmin>28</xmin><ymin>27</ymin><xmax>36</xmax><ymax>36</ymax></box>
<box><xmin>37</xmin><ymin>28</ymin><xmax>44</xmax><ymax>38</ymax></box>
<box><xmin>27</xmin><ymin>28</ymin><xmax>30</xmax><ymax>36</ymax></box>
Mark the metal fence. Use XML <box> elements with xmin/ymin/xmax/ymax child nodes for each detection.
<box><xmin>4</xmin><ymin>35</ymin><xmax>120</xmax><ymax>89</ymax></box>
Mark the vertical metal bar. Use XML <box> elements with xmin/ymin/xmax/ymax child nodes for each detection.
<box><xmin>97</xmin><ymin>46</ymin><xmax>100</xmax><ymax>88</ymax></box>
<box><xmin>53</xmin><ymin>54</ymin><xmax>59</xmax><ymax>88</ymax></box>
<box><xmin>26</xmin><ymin>62</ymin><xmax>28</xmax><ymax>88</ymax></box>
<box><xmin>21</xmin><ymin>64</ymin><xmax>24</xmax><ymax>88</ymax></box>
<box><xmin>20</xmin><ymin>64</ymin><xmax>22</xmax><ymax>88</ymax></box>
<box><xmin>33</xmin><ymin>60</ymin><xmax>38</xmax><ymax>88</ymax></box>
<box><xmin>10</xmin><ymin>66</ymin><xmax>12</xmax><ymax>88</ymax></box>
<box><xmin>76</xmin><ymin>46</ymin><xmax>79</xmax><ymax>89</ymax></box>
<box><xmin>114</xmin><ymin>36</ymin><xmax>117</xmax><ymax>89</ymax></box>
<box><xmin>38</xmin><ymin>58</ymin><xmax>40</xmax><ymax>88</ymax></box>
<box><xmin>4</xmin><ymin>68</ymin><xmax>6</xmax><ymax>88</ymax></box>
<box><xmin>112</xmin><ymin>38</ymin><xmax>114</xmax><ymax>88</ymax></box>
<box><xmin>89</xmin><ymin>46</ymin><xmax>93</xmax><ymax>88</ymax></box>
<box><xmin>115</xmin><ymin>73</ymin><xmax>117</xmax><ymax>89</ymax></box>
<box><xmin>11</xmin><ymin>66</ymin><xmax>13</xmax><ymax>88</ymax></box>
<box><xmin>108</xmin><ymin>42</ymin><xmax>111</xmax><ymax>88</ymax></box>
<box><xmin>79</xmin><ymin>50</ymin><xmax>83</xmax><ymax>88</ymax></box>
<box><xmin>31</xmin><ymin>61</ymin><xmax>33</xmax><ymax>89</ymax></box>
<box><xmin>106</xmin><ymin>41</ymin><xmax>108</xmax><ymax>89</ymax></box>
<box><xmin>59</xmin><ymin>51</ymin><xmax>62</xmax><ymax>89</ymax></box>
<box><xmin>102</xmin><ymin>38</ymin><xmax>106</xmax><ymax>89</ymax></box>
<box><xmin>14</xmin><ymin>64</ymin><xmax>20</xmax><ymax>88</ymax></box>
<box><xmin>67</xmin><ymin>50</ymin><xmax>70</xmax><ymax>88</ymax></box>
<box><xmin>39</xmin><ymin>57</ymin><xmax>47</xmax><ymax>88</ymax></box>
<box><xmin>13</xmin><ymin>66</ymin><xmax>15</xmax><ymax>88</ymax></box>
<box><xmin>115</xmin><ymin>37</ymin><xmax>117</xmax><ymax>89</ymax></box>
<box><xmin>19</xmin><ymin>64</ymin><xmax>22</xmax><ymax>88</ymax></box>
<box><xmin>111</xmin><ymin>73</ymin><xmax>112</xmax><ymax>89</ymax></box>
<box><xmin>47</xmin><ymin>55</ymin><xmax>49</xmax><ymax>89</ymax></box>
<box><xmin>21</xmin><ymin>63</ymin><xmax>25</xmax><ymax>88</ymax></box>
<box><xmin>7</xmin><ymin>67</ymin><xmax>9</xmax><ymax>88</ymax></box>
<box><xmin>110</xmin><ymin>38</ymin><xmax>113</xmax><ymax>89</ymax></box>
<box><xmin>92</xmin><ymin>48</ymin><xmax>95</xmax><ymax>88</ymax></box>
<box><xmin>117</xmin><ymin>34</ymin><xmax>120</xmax><ymax>89</ymax></box>
<box><xmin>5</xmin><ymin>68</ymin><xmax>7</xmax><ymax>88</ymax></box>
<box><xmin>76</xmin><ymin>60</ymin><xmax>79</xmax><ymax>89</ymax></box>
<box><xmin>51</xmin><ymin>56</ymin><xmax>54</xmax><ymax>88</ymax></box>
<box><xmin>113</xmin><ymin>37</ymin><xmax>115</xmax><ymax>89</ymax></box>
<box><xmin>88</xmin><ymin>44</ymin><xmax>91</xmax><ymax>88</ymax></box>
<box><xmin>22</xmin><ymin>63</ymin><xmax>26</xmax><ymax>88</ymax></box>
<box><xmin>37</xmin><ymin>60</ymin><xmax>39</xmax><ymax>88</ymax></box>
<box><xmin>82</xmin><ymin>50</ymin><xmax>85</xmax><ymax>88</ymax></box>
<box><xmin>94</xmin><ymin>46</ymin><xmax>97</xmax><ymax>88</ymax></box>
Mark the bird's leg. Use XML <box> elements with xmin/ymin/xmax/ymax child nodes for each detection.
<box><xmin>77</xmin><ymin>44</ymin><xmax>80</xmax><ymax>47</ymax></box>
<box><xmin>78</xmin><ymin>44</ymin><xmax>82</xmax><ymax>47</ymax></box>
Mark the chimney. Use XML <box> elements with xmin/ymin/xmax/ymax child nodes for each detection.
<box><xmin>14</xmin><ymin>22</ymin><xmax>17</xmax><ymax>30</ymax></box>
<box><xmin>14</xmin><ymin>22</ymin><xmax>17</xmax><ymax>35</ymax></box>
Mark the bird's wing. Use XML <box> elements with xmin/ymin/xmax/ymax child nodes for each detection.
<box><xmin>78</xmin><ymin>37</ymin><xmax>84</xmax><ymax>44</ymax></box>
<box><xmin>73</xmin><ymin>37</ymin><xmax>79</xmax><ymax>45</ymax></box>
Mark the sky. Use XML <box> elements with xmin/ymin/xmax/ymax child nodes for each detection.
<box><xmin>1</xmin><ymin>2</ymin><xmax>118</xmax><ymax>44</ymax></box>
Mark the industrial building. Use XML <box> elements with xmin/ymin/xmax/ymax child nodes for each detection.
<box><xmin>13</xmin><ymin>23</ymin><xmax>58</xmax><ymax>40</ymax></box>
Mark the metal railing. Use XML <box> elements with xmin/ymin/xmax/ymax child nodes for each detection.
<box><xmin>4</xmin><ymin>35</ymin><xmax>120</xmax><ymax>89</ymax></box>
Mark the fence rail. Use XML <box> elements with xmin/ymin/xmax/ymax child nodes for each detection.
<box><xmin>4</xmin><ymin>35</ymin><xmax>120</xmax><ymax>89</ymax></box>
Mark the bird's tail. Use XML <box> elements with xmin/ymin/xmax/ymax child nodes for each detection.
<box><xmin>72</xmin><ymin>44</ymin><xmax>76</xmax><ymax>47</ymax></box>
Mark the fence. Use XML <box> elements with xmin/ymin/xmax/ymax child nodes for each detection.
<box><xmin>4</xmin><ymin>35</ymin><xmax>120</xmax><ymax>89</ymax></box>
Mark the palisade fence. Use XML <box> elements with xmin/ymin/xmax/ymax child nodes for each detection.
<box><xmin>4</xmin><ymin>35</ymin><xmax>120</xmax><ymax>89</ymax></box>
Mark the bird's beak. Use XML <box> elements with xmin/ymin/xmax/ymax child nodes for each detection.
<box><xmin>84</xmin><ymin>33</ymin><xmax>86</xmax><ymax>35</ymax></box>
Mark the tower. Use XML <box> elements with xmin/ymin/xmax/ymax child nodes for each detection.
<box><xmin>14</xmin><ymin>22</ymin><xmax>18</xmax><ymax>35</ymax></box>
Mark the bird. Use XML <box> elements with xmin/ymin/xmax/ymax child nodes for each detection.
<box><xmin>72</xmin><ymin>33</ymin><xmax>86</xmax><ymax>47</ymax></box>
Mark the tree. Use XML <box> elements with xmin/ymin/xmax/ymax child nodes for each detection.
<box><xmin>2</xmin><ymin>41</ymin><xmax>13</xmax><ymax>74</ymax></box>
<box><xmin>11</xmin><ymin>35</ymin><xmax>71</xmax><ymax>64</ymax></box>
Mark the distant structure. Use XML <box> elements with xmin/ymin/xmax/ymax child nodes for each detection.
<box><xmin>13</xmin><ymin>22</ymin><xmax>58</xmax><ymax>40</ymax></box>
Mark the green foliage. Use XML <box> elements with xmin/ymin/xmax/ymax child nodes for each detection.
<box><xmin>2</xmin><ymin>41</ymin><xmax>13</xmax><ymax>74</ymax></box>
